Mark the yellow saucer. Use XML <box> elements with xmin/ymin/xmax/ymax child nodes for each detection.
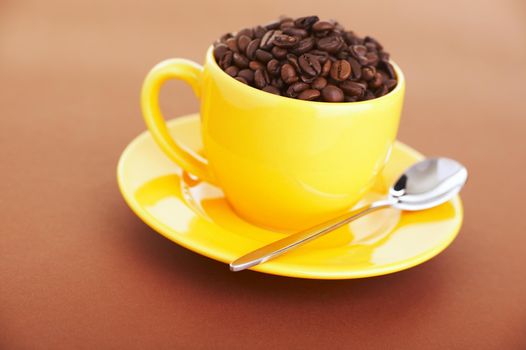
<box><xmin>117</xmin><ymin>114</ymin><xmax>463</xmax><ymax>279</ymax></box>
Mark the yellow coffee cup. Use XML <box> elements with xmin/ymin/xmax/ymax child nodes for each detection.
<box><xmin>141</xmin><ymin>46</ymin><xmax>405</xmax><ymax>231</ymax></box>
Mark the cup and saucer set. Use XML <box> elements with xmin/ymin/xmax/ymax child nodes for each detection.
<box><xmin>117</xmin><ymin>47</ymin><xmax>463</xmax><ymax>279</ymax></box>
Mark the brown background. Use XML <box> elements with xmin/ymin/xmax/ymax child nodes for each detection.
<box><xmin>1</xmin><ymin>0</ymin><xmax>526</xmax><ymax>349</ymax></box>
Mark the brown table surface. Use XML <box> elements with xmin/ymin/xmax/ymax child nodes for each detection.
<box><xmin>2</xmin><ymin>0</ymin><xmax>526</xmax><ymax>349</ymax></box>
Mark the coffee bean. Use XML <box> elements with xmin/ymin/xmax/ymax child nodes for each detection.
<box><xmin>363</xmin><ymin>90</ymin><xmax>376</xmax><ymax>100</ymax></box>
<box><xmin>365</xmin><ymin>52</ymin><xmax>379</xmax><ymax>66</ymax></box>
<box><xmin>311</xmin><ymin>77</ymin><xmax>327</xmax><ymax>90</ymax></box>
<box><xmin>293</xmin><ymin>37</ymin><xmax>315</xmax><ymax>54</ymax></box>
<box><xmin>254</xmin><ymin>69</ymin><xmax>268</xmax><ymax>88</ymax></box>
<box><xmin>321</xmin><ymin>85</ymin><xmax>344</xmax><ymax>102</ymax></box>
<box><xmin>273</xmin><ymin>34</ymin><xmax>299</xmax><ymax>48</ymax></box>
<box><xmin>267</xmin><ymin>59</ymin><xmax>280</xmax><ymax>76</ymax></box>
<box><xmin>350</xmin><ymin>45</ymin><xmax>367</xmax><ymax>59</ymax></box>
<box><xmin>271</xmin><ymin>46</ymin><xmax>288</xmax><ymax>59</ymax></box>
<box><xmin>380</xmin><ymin>60</ymin><xmax>396</xmax><ymax>79</ymax></box>
<box><xmin>309</xmin><ymin>49</ymin><xmax>329</xmax><ymax>63</ymax></box>
<box><xmin>220</xmin><ymin>33</ymin><xmax>233</xmax><ymax>43</ymax></box>
<box><xmin>369</xmin><ymin>72</ymin><xmax>384</xmax><ymax>89</ymax></box>
<box><xmin>330</xmin><ymin>59</ymin><xmax>351</xmax><ymax>81</ymax></box>
<box><xmin>235</xmin><ymin>76</ymin><xmax>248</xmax><ymax>84</ymax></box>
<box><xmin>294</xmin><ymin>16</ymin><xmax>319</xmax><ymax>29</ymax></box>
<box><xmin>316</xmin><ymin>36</ymin><xmax>343</xmax><ymax>53</ymax></box>
<box><xmin>299</xmin><ymin>54</ymin><xmax>321</xmax><ymax>76</ymax></box>
<box><xmin>321</xmin><ymin>60</ymin><xmax>332</xmax><ymax>77</ymax></box>
<box><xmin>286</xmin><ymin>54</ymin><xmax>301</xmax><ymax>72</ymax></box>
<box><xmin>213</xmin><ymin>43</ymin><xmax>229</xmax><ymax>61</ymax></box>
<box><xmin>380</xmin><ymin>51</ymin><xmax>390</xmax><ymax>61</ymax></box>
<box><xmin>233</xmin><ymin>53</ymin><xmax>249</xmax><ymax>68</ymax></box>
<box><xmin>339</xmin><ymin>81</ymin><xmax>366</xmax><ymax>96</ymax></box>
<box><xmin>254</xmin><ymin>26</ymin><xmax>267</xmax><ymax>38</ymax></box>
<box><xmin>283</xmin><ymin>27</ymin><xmax>308</xmax><ymax>39</ymax></box>
<box><xmin>279</xmin><ymin>20</ymin><xmax>295</xmax><ymax>30</ymax></box>
<box><xmin>260</xmin><ymin>30</ymin><xmax>281</xmax><ymax>50</ymax></box>
<box><xmin>249</xmin><ymin>60</ymin><xmax>264</xmax><ymax>70</ymax></box>
<box><xmin>219</xmin><ymin>50</ymin><xmax>233</xmax><ymax>69</ymax></box>
<box><xmin>238</xmin><ymin>69</ymin><xmax>254</xmax><ymax>83</ymax></box>
<box><xmin>237</xmin><ymin>35</ymin><xmax>251</xmax><ymax>54</ymax></box>
<box><xmin>300</xmin><ymin>74</ymin><xmax>316</xmax><ymax>83</ymax></box>
<box><xmin>298</xmin><ymin>89</ymin><xmax>321</xmax><ymax>100</ymax></box>
<box><xmin>385</xmin><ymin>79</ymin><xmax>397</xmax><ymax>91</ymax></box>
<box><xmin>361</xmin><ymin>66</ymin><xmax>376</xmax><ymax>81</ymax></box>
<box><xmin>271</xmin><ymin>77</ymin><xmax>284</xmax><ymax>89</ymax></box>
<box><xmin>263</xmin><ymin>85</ymin><xmax>281</xmax><ymax>95</ymax></box>
<box><xmin>345</xmin><ymin>96</ymin><xmax>359</xmax><ymax>102</ymax></box>
<box><xmin>364</xmin><ymin>36</ymin><xmax>383</xmax><ymax>50</ymax></box>
<box><xmin>224</xmin><ymin>66</ymin><xmax>239</xmax><ymax>77</ymax></box>
<box><xmin>255</xmin><ymin>49</ymin><xmax>273</xmax><ymax>63</ymax></box>
<box><xmin>240</xmin><ymin>27</ymin><xmax>254</xmax><ymax>38</ymax></box>
<box><xmin>264</xmin><ymin>20</ymin><xmax>280</xmax><ymax>30</ymax></box>
<box><xmin>246</xmin><ymin>39</ymin><xmax>261</xmax><ymax>59</ymax></box>
<box><xmin>225</xmin><ymin>37</ymin><xmax>239</xmax><ymax>53</ymax></box>
<box><xmin>348</xmin><ymin>58</ymin><xmax>362</xmax><ymax>80</ymax></box>
<box><xmin>281</xmin><ymin>63</ymin><xmax>298</xmax><ymax>84</ymax></box>
<box><xmin>375</xmin><ymin>84</ymin><xmax>388</xmax><ymax>97</ymax></box>
<box><xmin>290</xmin><ymin>82</ymin><xmax>309</xmax><ymax>93</ymax></box>
<box><xmin>312</xmin><ymin>21</ymin><xmax>334</xmax><ymax>32</ymax></box>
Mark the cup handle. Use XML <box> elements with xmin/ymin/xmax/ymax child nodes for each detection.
<box><xmin>141</xmin><ymin>58</ymin><xmax>216</xmax><ymax>184</ymax></box>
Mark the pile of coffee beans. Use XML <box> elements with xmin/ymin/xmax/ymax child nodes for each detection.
<box><xmin>213</xmin><ymin>16</ymin><xmax>397</xmax><ymax>102</ymax></box>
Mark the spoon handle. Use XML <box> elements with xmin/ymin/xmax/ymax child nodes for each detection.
<box><xmin>230</xmin><ymin>200</ymin><xmax>392</xmax><ymax>272</ymax></box>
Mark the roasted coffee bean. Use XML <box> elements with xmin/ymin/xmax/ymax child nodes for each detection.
<box><xmin>263</xmin><ymin>85</ymin><xmax>281</xmax><ymax>95</ymax></box>
<box><xmin>213</xmin><ymin>43</ymin><xmax>229</xmax><ymax>61</ymax></box>
<box><xmin>267</xmin><ymin>59</ymin><xmax>281</xmax><ymax>76</ymax></box>
<box><xmin>264</xmin><ymin>20</ymin><xmax>280</xmax><ymax>30</ymax></box>
<box><xmin>271</xmin><ymin>46</ymin><xmax>288</xmax><ymax>59</ymax></box>
<box><xmin>224</xmin><ymin>66</ymin><xmax>239</xmax><ymax>77</ymax></box>
<box><xmin>385</xmin><ymin>79</ymin><xmax>397</xmax><ymax>91</ymax></box>
<box><xmin>246</xmin><ymin>39</ymin><xmax>261</xmax><ymax>59</ymax></box>
<box><xmin>361</xmin><ymin>66</ymin><xmax>376</xmax><ymax>81</ymax></box>
<box><xmin>298</xmin><ymin>89</ymin><xmax>321</xmax><ymax>100</ymax></box>
<box><xmin>235</xmin><ymin>76</ymin><xmax>248</xmax><ymax>84</ymax></box>
<box><xmin>233</xmin><ymin>53</ymin><xmax>249</xmax><ymax>68</ymax></box>
<box><xmin>271</xmin><ymin>77</ymin><xmax>284</xmax><ymax>89</ymax></box>
<box><xmin>238</xmin><ymin>69</ymin><xmax>254</xmax><ymax>83</ymax></box>
<box><xmin>364</xmin><ymin>36</ymin><xmax>383</xmax><ymax>50</ymax></box>
<box><xmin>348</xmin><ymin>58</ymin><xmax>362</xmax><ymax>80</ymax></box>
<box><xmin>316</xmin><ymin>36</ymin><xmax>343</xmax><ymax>53</ymax></box>
<box><xmin>375</xmin><ymin>84</ymin><xmax>388</xmax><ymax>97</ymax></box>
<box><xmin>369</xmin><ymin>72</ymin><xmax>384</xmax><ymax>89</ymax></box>
<box><xmin>283</xmin><ymin>27</ymin><xmax>308</xmax><ymax>39</ymax></box>
<box><xmin>350</xmin><ymin>45</ymin><xmax>367</xmax><ymax>59</ymax></box>
<box><xmin>293</xmin><ymin>37</ymin><xmax>315</xmax><ymax>54</ymax></box>
<box><xmin>340</xmin><ymin>81</ymin><xmax>366</xmax><ymax>96</ymax></box>
<box><xmin>254</xmin><ymin>26</ymin><xmax>267</xmax><ymax>38</ymax></box>
<box><xmin>249</xmin><ymin>60</ymin><xmax>264</xmax><ymax>70</ymax></box>
<box><xmin>237</xmin><ymin>35</ymin><xmax>251</xmax><ymax>54</ymax></box>
<box><xmin>380</xmin><ymin>60</ymin><xmax>396</xmax><ymax>79</ymax></box>
<box><xmin>273</xmin><ymin>34</ymin><xmax>298</xmax><ymax>48</ymax></box>
<box><xmin>281</xmin><ymin>63</ymin><xmax>298</xmax><ymax>84</ymax></box>
<box><xmin>294</xmin><ymin>16</ymin><xmax>319</xmax><ymax>29</ymax></box>
<box><xmin>322</xmin><ymin>85</ymin><xmax>344</xmax><ymax>102</ymax></box>
<box><xmin>311</xmin><ymin>77</ymin><xmax>327</xmax><ymax>90</ymax></box>
<box><xmin>255</xmin><ymin>49</ymin><xmax>273</xmax><ymax>63</ymax></box>
<box><xmin>286</xmin><ymin>54</ymin><xmax>301</xmax><ymax>72</ymax></box>
<box><xmin>321</xmin><ymin>59</ymin><xmax>332</xmax><ymax>77</ymax></box>
<box><xmin>254</xmin><ymin>69</ymin><xmax>268</xmax><ymax>88</ymax></box>
<box><xmin>330</xmin><ymin>59</ymin><xmax>351</xmax><ymax>81</ymax></box>
<box><xmin>365</xmin><ymin>52</ymin><xmax>379</xmax><ymax>66</ymax></box>
<box><xmin>312</xmin><ymin>21</ymin><xmax>334</xmax><ymax>32</ymax></box>
<box><xmin>260</xmin><ymin>30</ymin><xmax>281</xmax><ymax>50</ymax></box>
<box><xmin>309</xmin><ymin>49</ymin><xmax>329</xmax><ymax>63</ymax></box>
<box><xmin>299</xmin><ymin>54</ymin><xmax>321</xmax><ymax>76</ymax></box>
<box><xmin>219</xmin><ymin>50</ymin><xmax>233</xmax><ymax>69</ymax></box>
<box><xmin>225</xmin><ymin>37</ymin><xmax>239</xmax><ymax>53</ymax></box>
<box><xmin>213</xmin><ymin>15</ymin><xmax>396</xmax><ymax>102</ymax></box>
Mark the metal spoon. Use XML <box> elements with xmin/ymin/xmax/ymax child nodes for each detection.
<box><xmin>230</xmin><ymin>157</ymin><xmax>468</xmax><ymax>272</ymax></box>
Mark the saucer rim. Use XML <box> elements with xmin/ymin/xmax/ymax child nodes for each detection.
<box><xmin>117</xmin><ymin>114</ymin><xmax>463</xmax><ymax>279</ymax></box>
